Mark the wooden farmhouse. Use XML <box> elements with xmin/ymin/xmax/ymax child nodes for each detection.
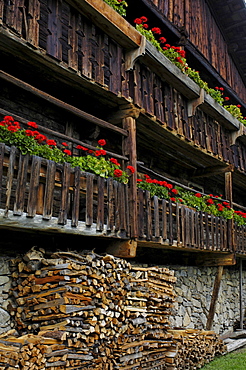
<box><xmin>1</xmin><ymin>0</ymin><xmax>246</xmax><ymax>368</ymax></box>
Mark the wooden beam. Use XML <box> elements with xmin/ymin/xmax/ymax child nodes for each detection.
<box><xmin>0</xmin><ymin>70</ymin><xmax>128</xmax><ymax>137</ymax></box>
<box><xmin>195</xmin><ymin>253</ymin><xmax>236</xmax><ymax>267</ymax></box>
<box><xmin>191</xmin><ymin>164</ymin><xmax>234</xmax><ymax>178</ymax></box>
<box><xmin>106</xmin><ymin>239</ymin><xmax>137</xmax><ymax>258</ymax></box>
<box><xmin>206</xmin><ymin>266</ymin><xmax>224</xmax><ymax>330</ymax></box>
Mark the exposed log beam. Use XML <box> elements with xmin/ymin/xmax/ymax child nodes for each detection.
<box><xmin>0</xmin><ymin>70</ymin><xmax>128</xmax><ymax>137</ymax></box>
<box><xmin>191</xmin><ymin>165</ymin><xmax>234</xmax><ymax>178</ymax></box>
<box><xmin>106</xmin><ymin>239</ymin><xmax>137</xmax><ymax>258</ymax></box>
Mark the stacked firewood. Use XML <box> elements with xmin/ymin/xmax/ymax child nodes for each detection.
<box><xmin>0</xmin><ymin>248</ymin><xmax>227</xmax><ymax>370</ymax></box>
<box><xmin>164</xmin><ymin>329</ymin><xmax>227</xmax><ymax>369</ymax></box>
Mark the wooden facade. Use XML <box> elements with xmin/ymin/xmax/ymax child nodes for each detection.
<box><xmin>1</xmin><ymin>0</ymin><xmax>246</xmax><ymax>263</ymax></box>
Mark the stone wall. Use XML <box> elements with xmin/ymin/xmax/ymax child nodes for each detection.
<box><xmin>0</xmin><ymin>257</ymin><xmax>12</xmax><ymax>334</ymax></box>
<box><xmin>169</xmin><ymin>265</ymin><xmax>246</xmax><ymax>334</ymax></box>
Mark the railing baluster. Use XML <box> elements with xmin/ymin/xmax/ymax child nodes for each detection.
<box><xmin>181</xmin><ymin>205</ymin><xmax>185</xmax><ymax>247</ymax></box>
<box><xmin>153</xmin><ymin>195</ymin><xmax>160</xmax><ymax>239</ymax></box>
<box><xmin>96</xmin><ymin>176</ymin><xmax>105</xmax><ymax>231</ymax></box>
<box><xmin>27</xmin><ymin>156</ymin><xmax>41</xmax><ymax>218</ymax></box>
<box><xmin>107</xmin><ymin>178</ymin><xmax>114</xmax><ymax>232</ymax></box>
<box><xmin>5</xmin><ymin>146</ymin><xmax>17</xmax><ymax>216</ymax></box>
<box><xmin>86</xmin><ymin>173</ymin><xmax>94</xmax><ymax>227</ymax></box>
<box><xmin>169</xmin><ymin>199</ymin><xmax>173</xmax><ymax>245</ymax></box>
<box><xmin>145</xmin><ymin>191</ymin><xmax>152</xmax><ymax>241</ymax></box>
<box><xmin>0</xmin><ymin>144</ymin><xmax>5</xmax><ymax>205</ymax></box>
<box><xmin>176</xmin><ymin>202</ymin><xmax>181</xmax><ymax>246</ymax></box>
<box><xmin>162</xmin><ymin>199</ymin><xmax>167</xmax><ymax>241</ymax></box>
<box><xmin>58</xmin><ymin>162</ymin><xmax>71</xmax><ymax>225</ymax></box>
<box><xmin>43</xmin><ymin>160</ymin><xmax>56</xmax><ymax>220</ymax></box>
<box><xmin>14</xmin><ymin>153</ymin><xmax>29</xmax><ymax>216</ymax></box>
<box><xmin>71</xmin><ymin>166</ymin><xmax>81</xmax><ymax>227</ymax></box>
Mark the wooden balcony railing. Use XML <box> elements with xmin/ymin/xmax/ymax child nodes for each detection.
<box><xmin>1</xmin><ymin>144</ymin><xmax>246</xmax><ymax>255</ymax></box>
<box><xmin>0</xmin><ymin>144</ymin><xmax>130</xmax><ymax>238</ymax></box>
<box><xmin>137</xmin><ymin>188</ymin><xmax>233</xmax><ymax>252</ymax></box>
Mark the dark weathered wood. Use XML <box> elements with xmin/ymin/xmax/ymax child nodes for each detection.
<box><xmin>138</xmin><ymin>189</ymin><xmax>145</xmax><ymax>239</ymax></box>
<box><xmin>161</xmin><ymin>199</ymin><xmax>167</xmax><ymax>241</ymax></box>
<box><xmin>96</xmin><ymin>176</ymin><xmax>105</xmax><ymax>231</ymax></box>
<box><xmin>153</xmin><ymin>195</ymin><xmax>160</xmax><ymax>239</ymax></box>
<box><xmin>27</xmin><ymin>156</ymin><xmax>42</xmax><ymax>217</ymax></box>
<box><xmin>107</xmin><ymin>177</ymin><xmax>115</xmax><ymax>232</ymax></box>
<box><xmin>42</xmin><ymin>160</ymin><xmax>56</xmax><ymax>220</ymax></box>
<box><xmin>122</xmin><ymin>117</ymin><xmax>138</xmax><ymax>238</ymax></box>
<box><xmin>58</xmin><ymin>162</ymin><xmax>71</xmax><ymax>225</ymax></box>
<box><xmin>71</xmin><ymin>166</ymin><xmax>81</xmax><ymax>227</ymax></box>
<box><xmin>0</xmin><ymin>71</ymin><xmax>128</xmax><ymax>137</ymax></box>
<box><xmin>14</xmin><ymin>154</ymin><xmax>29</xmax><ymax>216</ymax></box>
<box><xmin>0</xmin><ymin>143</ymin><xmax>5</xmax><ymax>204</ymax></box>
<box><xmin>85</xmin><ymin>173</ymin><xmax>94</xmax><ymax>227</ymax></box>
<box><xmin>145</xmin><ymin>191</ymin><xmax>152</xmax><ymax>241</ymax></box>
<box><xmin>5</xmin><ymin>146</ymin><xmax>17</xmax><ymax>216</ymax></box>
<box><xmin>168</xmin><ymin>199</ymin><xmax>173</xmax><ymax>245</ymax></box>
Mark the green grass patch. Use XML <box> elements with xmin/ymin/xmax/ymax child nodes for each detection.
<box><xmin>202</xmin><ymin>348</ymin><xmax>246</xmax><ymax>369</ymax></box>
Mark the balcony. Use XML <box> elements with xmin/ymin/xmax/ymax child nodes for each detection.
<box><xmin>0</xmin><ymin>143</ymin><xmax>245</xmax><ymax>259</ymax></box>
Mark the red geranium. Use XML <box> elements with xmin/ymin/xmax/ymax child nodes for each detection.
<box><xmin>98</xmin><ymin>139</ymin><xmax>106</xmax><ymax>146</ymax></box>
<box><xmin>114</xmin><ymin>169</ymin><xmax>123</xmax><ymax>177</ymax></box>
<box><xmin>127</xmin><ymin>165</ymin><xmax>135</xmax><ymax>174</ymax></box>
<box><xmin>27</xmin><ymin>121</ymin><xmax>38</xmax><ymax>129</ymax></box>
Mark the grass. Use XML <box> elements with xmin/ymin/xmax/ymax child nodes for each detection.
<box><xmin>202</xmin><ymin>348</ymin><xmax>246</xmax><ymax>369</ymax></box>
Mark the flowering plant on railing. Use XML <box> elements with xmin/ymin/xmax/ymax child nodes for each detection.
<box><xmin>103</xmin><ymin>0</ymin><xmax>128</xmax><ymax>16</ymax></box>
<box><xmin>134</xmin><ymin>17</ymin><xmax>246</xmax><ymax>125</ymax></box>
<box><xmin>0</xmin><ymin>116</ymin><xmax>135</xmax><ymax>184</ymax></box>
<box><xmin>137</xmin><ymin>174</ymin><xmax>246</xmax><ymax>225</ymax></box>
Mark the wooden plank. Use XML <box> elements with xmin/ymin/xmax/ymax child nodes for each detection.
<box><xmin>145</xmin><ymin>191</ymin><xmax>152</xmax><ymax>241</ymax></box>
<box><xmin>14</xmin><ymin>153</ymin><xmax>29</xmax><ymax>215</ymax></box>
<box><xmin>168</xmin><ymin>199</ymin><xmax>173</xmax><ymax>245</ymax></box>
<box><xmin>176</xmin><ymin>202</ymin><xmax>181</xmax><ymax>246</ymax></box>
<box><xmin>0</xmin><ymin>143</ymin><xmax>5</xmax><ymax>204</ymax></box>
<box><xmin>161</xmin><ymin>199</ymin><xmax>167</xmax><ymax>241</ymax></box>
<box><xmin>138</xmin><ymin>189</ymin><xmax>145</xmax><ymax>239</ymax></box>
<box><xmin>26</xmin><ymin>0</ymin><xmax>40</xmax><ymax>46</ymax></box>
<box><xmin>5</xmin><ymin>146</ymin><xmax>17</xmax><ymax>216</ymax></box>
<box><xmin>153</xmin><ymin>195</ymin><xmax>160</xmax><ymax>239</ymax></box>
<box><xmin>96</xmin><ymin>176</ymin><xmax>105</xmax><ymax>231</ymax></box>
<box><xmin>181</xmin><ymin>205</ymin><xmax>185</xmax><ymax>246</ymax></box>
<box><xmin>27</xmin><ymin>156</ymin><xmax>42</xmax><ymax>217</ymax></box>
<box><xmin>190</xmin><ymin>209</ymin><xmax>195</xmax><ymax>247</ymax></box>
<box><xmin>204</xmin><ymin>212</ymin><xmax>210</xmax><ymax>249</ymax></box>
<box><xmin>0</xmin><ymin>70</ymin><xmax>128</xmax><ymax>137</ymax></box>
<box><xmin>42</xmin><ymin>160</ymin><xmax>56</xmax><ymax>220</ymax></box>
<box><xmin>107</xmin><ymin>177</ymin><xmax>114</xmax><ymax>232</ymax></box>
<box><xmin>85</xmin><ymin>173</ymin><xmax>94</xmax><ymax>227</ymax></box>
<box><xmin>119</xmin><ymin>182</ymin><xmax>127</xmax><ymax>232</ymax></box>
<box><xmin>58</xmin><ymin>162</ymin><xmax>71</xmax><ymax>225</ymax></box>
<box><xmin>71</xmin><ymin>166</ymin><xmax>81</xmax><ymax>227</ymax></box>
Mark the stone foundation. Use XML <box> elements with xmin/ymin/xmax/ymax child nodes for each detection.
<box><xmin>169</xmin><ymin>265</ymin><xmax>246</xmax><ymax>334</ymax></box>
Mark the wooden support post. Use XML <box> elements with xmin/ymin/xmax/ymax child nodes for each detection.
<box><xmin>122</xmin><ymin>116</ymin><xmax>138</xmax><ymax>239</ymax></box>
<box><xmin>206</xmin><ymin>265</ymin><xmax>224</xmax><ymax>330</ymax></box>
<box><xmin>225</xmin><ymin>171</ymin><xmax>233</xmax><ymax>206</ymax></box>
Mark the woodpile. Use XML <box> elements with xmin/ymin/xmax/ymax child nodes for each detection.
<box><xmin>0</xmin><ymin>247</ymin><xmax>226</xmax><ymax>370</ymax></box>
